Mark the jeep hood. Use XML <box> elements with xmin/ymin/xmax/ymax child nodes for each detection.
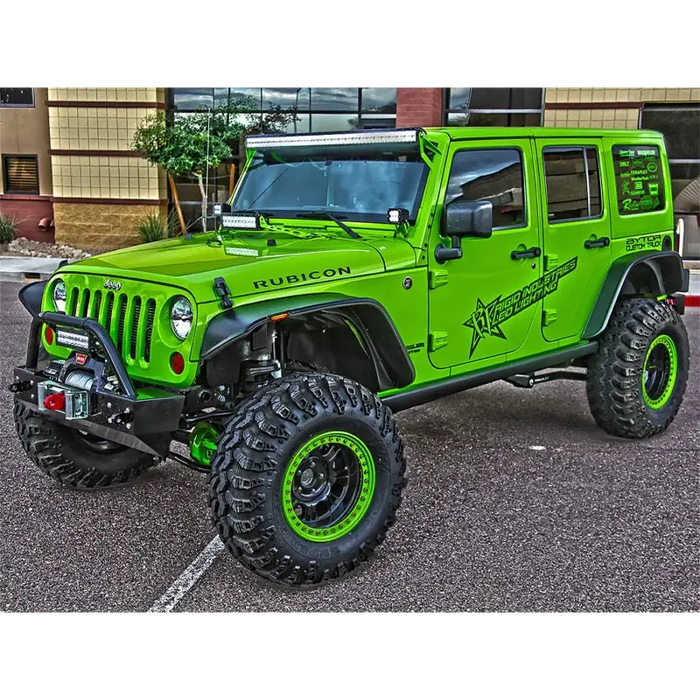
<box><xmin>61</xmin><ymin>229</ymin><xmax>417</xmax><ymax>303</ymax></box>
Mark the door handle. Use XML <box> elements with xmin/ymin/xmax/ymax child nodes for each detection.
<box><xmin>584</xmin><ymin>237</ymin><xmax>610</xmax><ymax>249</ymax></box>
<box><xmin>511</xmin><ymin>246</ymin><xmax>541</xmax><ymax>260</ymax></box>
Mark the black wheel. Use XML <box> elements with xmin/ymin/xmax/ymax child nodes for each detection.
<box><xmin>13</xmin><ymin>398</ymin><xmax>159</xmax><ymax>488</ymax></box>
<box><xmin>208</xmin><ymin>372</ymin><xmax>407</xmax><ymax>587</ymax></box>
<box><xmin>586</xmin><ymin>298</ymin><xmax>689</xmax><ymax>438</ymax></box>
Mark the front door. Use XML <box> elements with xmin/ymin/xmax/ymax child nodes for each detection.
<box><xmin>535</xmin><ymin>138</ymin><xmax>612</xmax><ymax>342</ymax></box>
<box><xmin>428</xmin><ymin>140</ymin><xmax>543</xmax><ymax>370</ymax></box>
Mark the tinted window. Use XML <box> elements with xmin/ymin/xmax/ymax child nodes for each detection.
<box><xmin>172</xmin><ymin>88</ymin><xmax>215</xmax><ymax>110</ymax></box>
<box><xmin>612</xmin><ymin>145</ymin><xmax>665</xmax><ymax>215</ymax></box>
<box><xmin>448</xmin><ymin>88</ymin><xmax>542</xmax><ymax>111</ymax></box>
<box><xmin>640</xmin><ymin>107</ymin><xmax>700</xmax><ymax>161</ymax></box>
<box><xmin>447</xmin><ymin>149</ymin><xmax>525</xmax><ymax>228</ymax></box>
<box><xmin>361</xmin><ymin>88</ymin><xmax>397</xmax><ymax>113</ymax></box>
<box><xmin>543</xmin><ymin>147</ymin><xmax>602</xmax><ymax>222</ymax></box>
<box><xmin>0</xmin><ymin>88</ymin><xmax>33</xmax><ymax>106</ymax></box>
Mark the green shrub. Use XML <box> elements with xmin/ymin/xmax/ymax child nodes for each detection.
<box><xmin>0</xmin><ymin>212</ymin><xmax>19</xmax><ymax>244</ymax></box>
<box><xmin>137</xmin><ymin>214</ymin><xmax>176</xmax><ymax>243</ymax></box>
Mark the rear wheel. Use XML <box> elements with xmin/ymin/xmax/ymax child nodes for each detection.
<box><xmin>13</xmin><ymin>398</ymin><xmax>158</xmax><ymax>488</ymax></box>
<box><xmin>586</xmin><ymin>298</ymin><xmax>689</xmax><ymax>438</ymax></box>
<box><xmin>208</xmin><ymin>372</ymin><xmax>407</xmax><ymax>586</ymax></box>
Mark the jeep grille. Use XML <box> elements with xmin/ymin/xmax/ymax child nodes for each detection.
<box><xmin>64</xmin><ymin>285</ymin><xmax>157</xmax><ymax>364</ymax></box>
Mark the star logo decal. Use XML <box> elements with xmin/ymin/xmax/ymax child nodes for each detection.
<box><xmin>463</xmin><ymin>296</ymin><xmax>507</xmax><ymax>357</ymax></box>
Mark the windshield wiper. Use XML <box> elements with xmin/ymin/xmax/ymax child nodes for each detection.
<box><xmin>295</xmin><ymin>211</ymin><xmax>361</xmax><ymax>239</ymax></box>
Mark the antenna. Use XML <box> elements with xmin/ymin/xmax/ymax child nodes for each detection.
<box><xmin>204</xmin><ymin>109</ymin><xmax>212</xmax><ymax>232</ymax></box>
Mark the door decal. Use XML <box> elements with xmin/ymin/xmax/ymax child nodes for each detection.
<box><xmin>464</xmin><ymin>257</ymin><xmax>578</xmax><ymax>357</ymax></box>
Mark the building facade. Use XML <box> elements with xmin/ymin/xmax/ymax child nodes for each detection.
<box><xmin>1</xmin><ymin>87</ymin><xmax>698</xmax><ymax>256</ymax></box>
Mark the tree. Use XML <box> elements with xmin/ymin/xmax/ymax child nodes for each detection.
<box><xmin>133</xmin><ymin>98</ymin><xmax>297</xmax><ymax>233</ymax></box>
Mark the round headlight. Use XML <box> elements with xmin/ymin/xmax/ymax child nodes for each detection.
<box><xmin>171</xmin><ymin>296</ymin><xmax>193</xmax><ymax>340</ymax></box>
<box><xmin>52</xmin><ymin>279</ymin><xmax>67</xmax><ymax>312</ymax></box>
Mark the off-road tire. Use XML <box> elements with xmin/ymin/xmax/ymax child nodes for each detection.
<box><xmin>209</xmin><ymin>372</ymin><xmax>407</xmax><ymax>587</ymax></box>
<box><xmin>587</xmin><ymin>298</ymin><xmax>689</xmax><ymax>438</ymax></box>
<box><xmin>13</xmin><ymin>398</ymin><xmax>157</xmax><ymax>488</ymax></box>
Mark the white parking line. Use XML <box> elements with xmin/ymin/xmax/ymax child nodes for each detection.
<box><xmin>148</xmin><ymin>537</ymin><xmax>225</xmax><ymax>613</ymax></box>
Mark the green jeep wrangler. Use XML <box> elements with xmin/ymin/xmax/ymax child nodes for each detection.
<box><xmin>11</xmin><ymin>127</ymin><xmax>690</xmax><ymax>587</ymax></box>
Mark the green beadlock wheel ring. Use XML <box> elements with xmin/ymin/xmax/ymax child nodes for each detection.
<box><xmin>282</xmin><ymin>431</ymin><xmax>376</xmax><ymax>543</ymax></box>
<box><xmin>642</xmin><ymin>334</ymin><xmax>678</xmax><ymax>410</ymax></box>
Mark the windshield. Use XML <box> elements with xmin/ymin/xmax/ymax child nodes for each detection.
<box><xmin>232</xmin><ymin>152</ymin><xmax>428</xmax><ymax>223</ymax></box>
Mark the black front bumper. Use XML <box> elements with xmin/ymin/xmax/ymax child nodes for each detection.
<box><xmin>11</xmin><ymin>309</ymin><xmax>183</xmax><ymax>457</ymax></box>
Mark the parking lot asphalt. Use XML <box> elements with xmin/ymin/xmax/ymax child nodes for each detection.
<box><xmin>1</xmin><ymin>279</ymin><xmax>698</xmax><ymax>612</ymax></box>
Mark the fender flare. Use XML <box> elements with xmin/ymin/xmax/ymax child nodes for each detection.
<box><xmin>200</xmin><ymin>293</ymin><xmax>416</xmax><ymax>390</ymax></box>
<box><xmin>18</xmin><ymin>279</ymin><xmax>48</xmax><ymax>317</ymax></box>
<box><xmin>583</xmin><ymin>251</ymin><xmax>688</xmax><ymax>338</ymax></box>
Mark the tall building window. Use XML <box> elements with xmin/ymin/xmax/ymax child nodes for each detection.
<box><xmin>169</xmin><ymin>88</ymin><xmax>397</xmax><ymax>133</ymax></box>
<box><xmin>641</xmin><ymin>104</ymin><xmax>700</xmax><ymax>258</ymax></box>
<box><xmin>167</xmin><ymin>88</ymin><xmax>398</xmax><ymax>229</ymax></box>
<box><xmin>0</xmin><ymin>88</ymin><xmax>34</xmax><ymax>107</ymax></box>
<box><xmin>444</xmin><ymin>88</ymin><xmax>544</xmax><ymax>126</ymax></box>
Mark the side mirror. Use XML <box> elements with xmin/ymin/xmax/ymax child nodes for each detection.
<box><xmin>435</xmin><ymin>200</ymin><xmax>493</xmax><ymax>263</ymax></box>
<box><xmin>443</xmin><ymin>200</ymin><xmax>493</xmax><ymax>239</ymax></box>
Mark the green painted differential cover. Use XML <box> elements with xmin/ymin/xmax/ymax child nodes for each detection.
<box><xmin>189</xmin><ymin>422</ymin><xmax>220</xmax><ymax>466</ymax></box>
<box><xmin>282</xmin><ymin>431</ymin><xmax>376</xmax><ymax>543</ymax></box>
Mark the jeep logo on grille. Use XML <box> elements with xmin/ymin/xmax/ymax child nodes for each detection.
<box><xmin>104</xmin><ymin>279</ymin><xmax>122</xmax><ymax>291</ymax></box>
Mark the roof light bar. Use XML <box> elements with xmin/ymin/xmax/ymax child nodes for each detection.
<box><xmin>246</xmin><ymin>129</ymin><xmax>420</xmax><ymax>150</ymax></box>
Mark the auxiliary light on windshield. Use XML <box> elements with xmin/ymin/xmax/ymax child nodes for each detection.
<box><xmin>387</xmin><ymin>208</ymin><xmax>409</xmax><ymax>225</ymax></box>
<box><xmin>222</xmin><ymin>213</ymin><xmax>260</xmax><ymax>230</ymax></box>
<box><xmin>246</xmin><ymin>129</ymin><xmax>420</xmax><ymax>150</ymax></box>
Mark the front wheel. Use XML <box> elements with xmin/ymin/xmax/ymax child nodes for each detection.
<box><xmin>208</xmin><ymin>373</ymin><xmax>407</xmax><ymax>587</ymax></box>
<box><xmin>586</xmin><ymin>298</ymin><xmax>689</xmax><ymax>438</ymax></box>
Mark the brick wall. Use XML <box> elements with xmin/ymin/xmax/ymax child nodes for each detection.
<box><xmin>0</xmin><ymin>196</ymin><xmax>54</xmax><ymax>242</ymax></box>
<box><xmin>396</xmin><ymin>88</ymin><xmax>444</xmax><ymax>128</ymax></box>
<box><xmin>53</xmin><ymin>202</ymin><xmax>167</xmax><ymax>252</ymax></box>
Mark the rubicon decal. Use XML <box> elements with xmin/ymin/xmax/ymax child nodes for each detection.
<box><xmin>464</xmin><ymin>257</ymin><xmax>578</xmax><ymax>357</ymax></box>
<box><xmin>253</xmin><ymin>266</ymin><xmax>352</xmax><ymax>290</ymax></box>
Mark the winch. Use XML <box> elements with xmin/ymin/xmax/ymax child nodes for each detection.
<box><xmin>63</xmin><ymin>370</ymin><xmax>96</xmax><ymax>391</ymax></box>
<box><xmin>34</xmin><ymin>367</ymin><xmax>96</xmax><ymax>420</ymax></box>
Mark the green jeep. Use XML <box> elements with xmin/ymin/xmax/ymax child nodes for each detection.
<box><xmin>11</xmin><ymin>127</ymin><xmax>690</xmax><ymax>587</ymax></box>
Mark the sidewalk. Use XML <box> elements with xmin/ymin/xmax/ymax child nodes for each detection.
<box><xmin>0</xmin><ymin>256</ymin><xmax>73</xmax><ymax>283</ymax></box>
<box><xmin>1</xmin><ymin>255</ymin><xmax>700</xmax><ymax>302</ymax></box>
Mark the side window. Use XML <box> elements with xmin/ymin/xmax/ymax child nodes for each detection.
<box><xmin>446</xmin><ymin>148</ymin><xmax>525</xmax><ymax>228</ymax></box>
<box><xmin>543</xmin><ymin>147</ymin><xmax>602</xmax><ymax>223</ymax></box>
<box><xmin>612</xmin><ymin>145</ymin><xmax>665</xmax><ymax>215</ymax></box>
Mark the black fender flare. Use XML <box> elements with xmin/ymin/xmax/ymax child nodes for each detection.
<box><xmin>583</xmin><ymin>251</ymin><xmax>688</xmax><ymax>338</ymax></box>
<box><xmin>200</xmin><ymin>293</ymin><xmax>416</xmax><ymax>390</ymax></box>
<box><xmin>18</xmin><ymin>279</ymin><xmax>48</xmax><ymax>317</ymax></box>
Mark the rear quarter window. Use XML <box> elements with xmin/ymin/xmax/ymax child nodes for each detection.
<box><xmin>612</xmin><ymin>145</ymin><xmax>665</xmax><ymax>216</ymax></box>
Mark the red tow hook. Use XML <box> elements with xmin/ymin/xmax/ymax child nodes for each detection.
<box><xmin>44</xmin><ymin>392</ymin><xmax>66</xmax><ymax>411</ymax></box>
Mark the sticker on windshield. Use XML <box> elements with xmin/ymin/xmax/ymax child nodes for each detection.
<box><xmin>225</xmin><ymin>246</ymin><xmax>259</xmax><ymax>257</ymax></box>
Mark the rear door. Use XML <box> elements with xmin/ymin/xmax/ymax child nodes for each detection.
<box><xmin>534</xmin><ymin>138</ymin><xmax>612</xmax><ymax>342</ymax></box>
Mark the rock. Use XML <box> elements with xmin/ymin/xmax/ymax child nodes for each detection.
<box><xmin>5</xmin><ymin>236</ymin><xmax>91</xmax><ymax>259</ymax></box>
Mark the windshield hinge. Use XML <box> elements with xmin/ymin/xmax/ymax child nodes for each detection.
<box><xmin>214</xmin><ymin>276</ymin><xmax>233</xmax><ymax>309</ymax></box>
<box><xmin>419</xmin><ymin>135</ymin><xmax>440</xmax><ymax>166</ymax></box>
